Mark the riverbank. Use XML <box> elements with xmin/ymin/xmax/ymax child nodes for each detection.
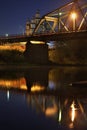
<box><xmin>0</xmin><ymin>62</ymin><xmax>87</xmax><ymax>69</ymax></box>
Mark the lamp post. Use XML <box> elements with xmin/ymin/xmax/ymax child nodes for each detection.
<box><xmin>58</xmin><ymin>12</ymin><xmax>62</xmax><ymax>32</ymax></box>
<box><xmin>71</xmin><ymin>12</ymin><xmax>77</xmax><ymax>32</ymax></box>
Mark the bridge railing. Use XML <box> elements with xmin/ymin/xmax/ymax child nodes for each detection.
<box><xmin>0</xmin><ymin>29</ymin><xmax>87</xmax><ymax>41</ymax></box>
<box><xmin>33</xmin><ymin>29</ymin><xmax>87</xmax><ymax>36</ymax></box>
<box><xmin>0</xmin><ymin>33</ymin><xmax>31</xmax><ymax>40</ymax></box>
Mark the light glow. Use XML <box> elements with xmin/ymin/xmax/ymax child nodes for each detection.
<box><xmin>70</xmin><ymin>101</ymin><xmax>76</xmax><ymax>122</ymax></box>
<box><xmin>58</xmin><ymin>109</ymin><xmax>62</xmax><ymax>122</ymax></box>
<box><xmin>71</xmin><ymin>12</ymin><xmax>77</xmax><ymax>20</ymax></box>
<box><xmin>71</xmin><ymin>12</ymin><xmax>77</xmax><ymax>31</ymax></box>
<box><xmin>31</xmin><ymin>84</ymin><xmax>45</xmax><ymax>92</ymax></box>
<box><xmin>30</xmin><ymin>41</ymin><xmax>45</xmax><ymax>44</ymax></box>
<box><xmin>45</xmin><ymin>104</ymin><xmax>57</xmax><ymax>116</ymax></box>
<box><xmin>0</xmin><ymin>77</ymin><xmax>27</xmax><ymax>90</ymax></box>
<box><xmin>7</xmin><ymin>90</ymin><xmax>10</xmax><ymax>101</ymax></box>
<box><xmin>59</xmin><ymin>12</ymin><xmax>62</xmax><ymax>16</ymax></box>
<box><xmin>0</xmin><ymin>44</ymin><xmax>26</xmax><ymax>52</ymax></box>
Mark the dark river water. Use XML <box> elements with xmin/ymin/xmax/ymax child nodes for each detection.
<box><xmin>0</xmin><ymin>66</ymin><xmax>87</xmax><ymax>130</ymax></box>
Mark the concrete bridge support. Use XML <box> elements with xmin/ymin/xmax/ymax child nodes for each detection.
<box><xmin>24</xmin><ymin>41</ymin><xmax>48</xmax><ymax>64</ymax></box>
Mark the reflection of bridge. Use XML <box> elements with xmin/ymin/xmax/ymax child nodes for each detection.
<box><xmin>26</xmin><ymin>94</ymin><xmax>87</xmax><ymax>128</ymax></box>
<box><xmin>0</xmin><ymin>0</ymin><xmax>87</xmax><ymax>43</ymax></box>
<box><xmin>0</xmin><ymin>67</ymin><xmax>87</xmax><ymax>128</ymax></box>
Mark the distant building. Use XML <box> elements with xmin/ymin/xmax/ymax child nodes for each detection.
<box><xmin>25</xmin><ymin>10</ymin><xmax>40</xmax><ymax>35</ymax></box>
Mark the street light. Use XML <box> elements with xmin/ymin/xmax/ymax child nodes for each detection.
<box><xmin>58</xmin><ymin>12</ymin><xmax>62</xmax><ymax>32</ymax></box>
<box><xmin>71</xmin><ymin>12</ymin><xmax>77</xmax><ymax>32</ymax></box>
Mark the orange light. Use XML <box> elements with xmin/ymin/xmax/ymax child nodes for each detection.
<box><xmin>70</xmin><ymin>101</ymin><xmax>77</xmax><ymax>122</ymax></box>
<box><xmin>0</xmin><ymin>77</ymin><xmax>27</xmax><ymax>90</ymax></box>
<box><xmin>71</xmin><ymin>12</ymin><xmax>77</xmax><ymax>20</ymax></box>
<box><xmin>71</xmin><ymin>12</ymin><xmax>77</xmax><ymax>31</ymax></box>
<box><xmin>31</xmin><ymin>84</ymin><xmax>45</xmax><ymax>92</ymax></box>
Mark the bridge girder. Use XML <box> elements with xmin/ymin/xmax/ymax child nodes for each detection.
<box><xmin>33</xmin><ymin>0</ymin><xmax>87</xmax><ymax>35</ymax></box>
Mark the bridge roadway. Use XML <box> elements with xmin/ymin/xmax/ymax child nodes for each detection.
<box><xmin>0</xmin><ymin>31</ymin><xmax>87</xmax><ymax>44</ymax></box>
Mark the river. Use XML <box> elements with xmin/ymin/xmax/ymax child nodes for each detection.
<box><xmin>0</xmin><ymin>66</ymin><xmax>87</xmax><ymax>130</ymax></box>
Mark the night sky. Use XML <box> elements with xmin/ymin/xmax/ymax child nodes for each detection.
<box><xmin>0</xmin><ymin>0</ymin><xmax>86</xmax><ymax>35</ymax></box>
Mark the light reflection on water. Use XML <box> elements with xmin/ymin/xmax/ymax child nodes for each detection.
<box><xmin>0</xmin><ymin>66</ymin><xmax>87</xmax><ymax>129</ymax></box>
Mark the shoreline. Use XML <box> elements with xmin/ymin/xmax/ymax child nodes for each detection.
<box><xmin>0</xmin><ymin>63</ymin><xmax>87</xmax><ymax>72</ymax></box>
<box><xmin>0</xmin><ymin>62</ymin><xmax>87</xmax><ymax>68</ymax></box>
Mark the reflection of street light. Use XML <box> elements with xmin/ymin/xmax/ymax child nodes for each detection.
<box><xmin>7</xmin><ymin>90</ymin><xmax>10</xmax><ymax>101</ymax></box>
<box><xmin>69</xmin><ymin>101</ymin><xmax>77</xmax><ymax>129</ymax></box>
<box><xmin>71</xmin><ymin>12</ymin><xmax>77</xmax><ymax>31</ymax></box>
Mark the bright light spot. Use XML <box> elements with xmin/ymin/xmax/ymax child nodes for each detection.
<box><xmin>20</xmin><ymin>85</ymin><xmax>27</xmax><ymax>90</ymax></box>
<box><xmin>69</xmin><ymin>101</ymin><xmax>77</xmax><ymax>128</ymax></box>
<box><xmin>70</xmin><ymin>101</ymin><xmax>76</xmax><ymax>122</ymax></box>
<box><xmin>59</xmin><ymin>12</ymin><xmax>62</xmax><ymax>16</ymax></box>
<box><xmin>71</xmin><ymin>12</ymin><xmax>77</xmax><ymax>20</ymax></box>
<box><xmin>20</xmin><ymin>42</ymin><xmax>27</xmax><ymax>45</ymax></box>
<box><xmin>0</xmin><ymin>77</ymin><xmax>26</xmax><ymax>90</ymax></box>
<box><xmin>31</xmin><ymin>84</ymin><xmax>45</xmax><ymax>92</ymax></box>
<box><xmin>5</xmin><ymin>34</ymin><xmax>8</xmax><ymax>37</ymax></box>
<box><xmin>7</xmin><ymin>90</ymin><xmax>10</xmax><ymax>101</ymax></box>
<box><xmin>30</xmin><ymin>41</ymin><xmax>45</xmax><ymax>44</ymax></box>
<box><xmin>58</xmin><ymin>109</ymin><xmax>62</xmax><ymax>122</ymax></box>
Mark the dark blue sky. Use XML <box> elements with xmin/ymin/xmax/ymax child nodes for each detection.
<box><xmin>0</xmin><ymin>0</ymin><xmax>86</xmax><ymax>35</ymax></box>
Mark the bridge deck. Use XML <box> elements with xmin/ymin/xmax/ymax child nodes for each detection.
<box><xmin>0</xmin><ymin>31</ymin><xmax>87</xmax><ymax>44</ymax></box>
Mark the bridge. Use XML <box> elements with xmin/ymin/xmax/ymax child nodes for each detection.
<box><xmin>0</xmin><ymin>0</ymin><xmax>87</xmax><ymax>64</ymax></box>
<box><xmin>0</xmin><ymin>0</ymin><xmax>87</xmax><ymax>44</ymax></box>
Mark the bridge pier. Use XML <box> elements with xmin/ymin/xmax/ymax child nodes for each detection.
<box><xmin>24</xmin><ymin>41</ymin><xmax>48</xmax><ymax>64</ymax></box>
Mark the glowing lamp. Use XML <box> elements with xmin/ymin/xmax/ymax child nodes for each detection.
<box><xmin>71</xmin><ymin>12</ymin><xmax>77</xmax><ymax>20</ymax></box>
<box><xmin>71</xmin><ymin>12</ymin><xmax>77</xmax><ymax>31</ymax></box>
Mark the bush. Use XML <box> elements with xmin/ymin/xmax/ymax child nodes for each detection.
<box><xmin>0</xmin><ymin>50</ymin><xmax>25</xmax><ymax>63</ymax></box>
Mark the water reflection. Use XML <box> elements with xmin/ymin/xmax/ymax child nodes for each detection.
<box><xmin>0</xmin><ymin>67</ymin><xmax>87</xmax><ymax>129</ymax></box>
<box><xmin>31</xmin><ymin>84</ymin><xmax>45</xmax><ymax>92</ymax></box>
<box><xmin>7</xmin><ymin>90</ymin><xmax>10</xmax><ymax>101</ymax></box>
<box><xmin>0</xmin><ymin>77</ymin><xmax>27</xmax><ymax>90</ymax></box>
<box><xmin>0</xmin><ymin>67</ymin><xmax>49</xmax><ymax>92</ymax></box>
<box><xmin>25</xmin><ymin>67</ymin><xmax>49</xmax><ymax>91</ymax></box>
<box><xmin>26</xmin><ymin>94</ymin><xmax>87</xmax><ymax>129</ymax></box>
<box><xmin>0</xmin><ymin>67</ymin><xmax>87</xmax><ymax>92</ymax></box>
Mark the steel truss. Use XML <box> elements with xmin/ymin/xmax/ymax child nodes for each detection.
<box><xmin>33</xmin><ymin>0</ymin><xmax>87</xmax><ymax>34</ymax></box>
